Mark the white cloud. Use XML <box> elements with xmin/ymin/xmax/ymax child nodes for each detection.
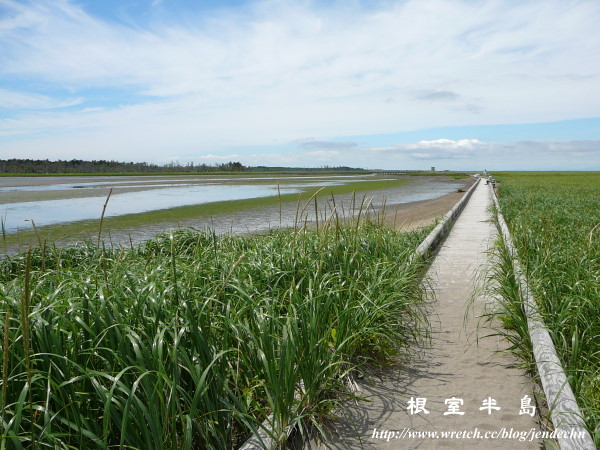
<box><xmin>0</xmin><ymin>88</ymin><xmax>83</xmax><ymax>110</ymax></box>
<box><xmin>298</xmin><ymin>139</ymin><xmax>358</xmax><ymax>149</ymax></box>
<box><xmin>0</xmin><ymin>0</ymin><xmax>599</xmax><ymax>165</ymax></box>
<box><xmin>519</xmin><ymin>139</ymin><xmax>600</xmax><ymax>154</ymax></box>
<box><xmin>144</xmin><ymin>139</ymin><xmax>600</xmax><ymax>169</ymax></box>
<box><xmin>413</xmin><ymin>90</ymin><xmax>460</xmax><ymax>102</ymax></box>
<box><xmin>371</xmin><ymin>139</ymin><xmax>489</xmax><ymax>159</ymax></box>
<box><xmin>80</xmin><ymin>107</ymin><xmax>104</xmax><ymax>113</ymax></box>
<box><xmin>365</xmin><ymin>139</ymin><xmax>600</xmax><ymax>168</ymax></box>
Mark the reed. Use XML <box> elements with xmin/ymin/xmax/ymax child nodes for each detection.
<box><xmin>489</xmin><ymin>172</ymin><xmax>599</xmax><ymax>445</ymax></box>
<box><xmin>97</xmin><ymin>188</ymin><xmax>113</xmax><ymax>246</ymax></box>
<box><xmin>1</xmin><ymin>214</ymin><xmax>6</xmax><ymax>244</ymax></box>
<box><xmin>0</xmin><ymin>200</ymin><xmax>431</xmax><ymax>448</ymax></box>
<box><xmin>1</xmin><ymin>308</ymin><xmax>10</xmax><ymax>429</ymax></box>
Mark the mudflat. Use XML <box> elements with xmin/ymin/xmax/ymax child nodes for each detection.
<box><xmin>1</xmin><ymin>175</ymin><xmax>472</xmax><ymax>254</ymax></box>
<box><xmin>384</xmin><ymin>190</ymin><xmax>469</xmax><ymax>231</ymax></box>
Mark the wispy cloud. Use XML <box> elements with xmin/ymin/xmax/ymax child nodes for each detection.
<box><xmin>0</xmin><ymin>89</ymin><xmax>83</xmax><ymax>110</ymax></box>
<box><xmin>0</xmin><ymin>0</ymin><xmax>598</xmax><ymax>168</ymax></box>
<box><xmin>366</xmin><ymin>138</ymin><xmax>600</xmax><ymax>167</ymax></box>
<box><xmin>297</xmin><ymin>139</ymin><xmax>358</xmax><ymax>149</ymax></box>
<box><xmin>518</xmin><ymin>139</ymin><xmax>600</xmax><ymax>155</ymax></box>
<box><xmin>265</xmin><ymin>139</ymin><xmax>600</xmax><ymax>169</ymax></box>
<box><xmin>413</xmin><ymin>90</ymin><xmax>460</xmax><ymax>102</ymax></box>
<box><xmin>371</xmin><ymin>139</ymin><xmax>490</xmax><ymax>160</ymax></box>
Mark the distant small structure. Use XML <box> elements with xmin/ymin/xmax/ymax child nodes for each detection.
<box><xmin>431</xmin><ymin>166</ymin><xmax>436</xmax><ymax>172</ymax></box>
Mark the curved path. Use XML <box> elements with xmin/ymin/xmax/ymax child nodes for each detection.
<box><xmin>306</xmin><ymin>180</ymin><xmax>542</xmax><ymax>449</ymax></box>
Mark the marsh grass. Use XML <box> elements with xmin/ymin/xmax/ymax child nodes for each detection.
<box><xmin>0</xmin><ymin>199</ymin><xmax>431</xmax><ymax>448</ymax></box>
<box><xmin>489</xmin><ymin>172</ymin><xmax>599</xmax><ymax>445</ymax></box>
<box><xmin>1</xmin><ymin>214</ymin><xmax>6</xmax><ymax>244</ymax></box>
<box><xmin>478</xmin><ymin>205</ymin><xmax>537</xmax><ymax>372</ymax></box>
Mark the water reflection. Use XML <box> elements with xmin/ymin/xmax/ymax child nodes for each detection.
<box><xmin>111</xmin><ymin>180</ymin><xmax>468</xmax><ymax>246</ymax></box>
<box><xmin>1</xmin><ymin>184</ymin><xmax>304</xmax><ymax>233</ymax></box>
<box><xmin>0</xmin><ymin>175</ymin><xmax>468</xmax><ymax>241</ymax></box>
<box><xmin>0</xmin><ymin>175</ymin><xmax>370</xmax><ymax>192</ymax></box>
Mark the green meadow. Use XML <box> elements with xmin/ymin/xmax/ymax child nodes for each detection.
<box><xmin>491</xmin><ymin>171</ymin><xmax>600</xmax><ymax>444</ymax></box>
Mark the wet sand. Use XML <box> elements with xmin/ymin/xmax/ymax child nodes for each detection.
<box><xmin>0</xmin><ymin>174</ymin><xmax>361</xmax><ymax>204</ymax></box>
<box><xmin>1</xmin><ymin>176</ymin><xmax>473</xmax><ymax>255</ymax></box>
<box><xmin>97</xmin><ymin>188</ymin><xmax>471</xmax><ymax>249</ymax></box>
<box><xmin>383</xmin><ymin>190</ymin><xmax>470</xmax><ymax>231</ymax></box>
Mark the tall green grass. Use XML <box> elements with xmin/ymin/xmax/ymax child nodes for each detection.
<box><xmin>0</xmin><ymin>212</ymin><xmax>430</xmax><ymax>448</ymax></box>
<box><xmin>491</xmin><ymin>172</ymin><xmax>600</xmax><ymax>444</ymax></box>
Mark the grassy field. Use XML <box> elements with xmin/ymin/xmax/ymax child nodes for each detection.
<box><xmin>0</xmin><ymin>211</ymin><xmax>431</xmax><ymax>448</ymax></box>
<box><xmin>491</xmin><ymin>172</ymin><xmax>599</xmax><ymax>443</ymax></box>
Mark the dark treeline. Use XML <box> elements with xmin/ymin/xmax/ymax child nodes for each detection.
<box><xmin>0</xmin><ymin>159</ymin><xmax>364</xmax><ymax>174</ymax></box>
<box><xmin>0</xmin><ymin>159</ymin><xmax>245</xmax><ymax>174</ymax></box>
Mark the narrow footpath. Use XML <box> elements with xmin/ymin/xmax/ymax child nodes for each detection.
<box><xmin>306</xmin><ymin>180</ymin><xmax>542</xmax><ymax>449</ymax></box>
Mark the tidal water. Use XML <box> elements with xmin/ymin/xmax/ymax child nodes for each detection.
<box><xmin>0</xmin><ymin>175</ymin><xmax>468</xmax><ymax>246</ymax></box>
<box><xmin>0</xmin><ymin>175</ymin><xmax>359</xmax><ymax>233</ymax></box>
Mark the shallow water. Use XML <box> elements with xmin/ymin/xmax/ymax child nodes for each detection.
<box><xmin>0</xmin><ymin>176</ymin><xmax>356</xmax><ymax>233</ymax></box>
<box><xmin>0</xmin><ymin>174</ymin><xmax>367</xmax><ymax>192</ymax></box>
<box><xmin>0</xmin><ymin>175</ymin><xmax>470</xmax><ymax>251</ymax></box>
<box><xmin>1</xmin><ymin>185</ymin><xmax>301</xmax><ymax>232</ymax></box>
<box><xmin>105</xmin><ymin>178</ymin><xmax>469</xmax><ymax>247</ymax></box>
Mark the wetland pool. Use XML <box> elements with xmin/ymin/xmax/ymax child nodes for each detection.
<box><xmin>0</xmin><ymin>174</ymin><xmax>471</xmax><ymax>251</ymax></box>
<box><xmin>0</xmin><ymin>175</ymin><xmax>360</xmax><ymax>233</ymax></box>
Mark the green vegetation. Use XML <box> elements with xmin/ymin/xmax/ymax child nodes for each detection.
<box><xmin>490</xmin><ymin>172</ymin><xmax>599</xmax><ymax>443</ymax></box>
<box><xmin>0</xmin><ymin>210</ymin><xmax>431</xmax><ymax>448</ymax></box>
<box><xmin>2</xmin><ymin>177</ymin><xmax>408</xmax><ymax>251</ymax></box>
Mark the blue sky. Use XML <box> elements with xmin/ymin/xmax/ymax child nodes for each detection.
<box><xmin>1</xmin><ymin>0</ymin><xmax>599</xmax><ymax>170</ymax></box>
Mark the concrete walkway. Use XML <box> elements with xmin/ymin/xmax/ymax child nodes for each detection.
<box><xmin>306</xmin><ymin>181</ymin><xmax>542</xmax><ymax>449</ymax></box>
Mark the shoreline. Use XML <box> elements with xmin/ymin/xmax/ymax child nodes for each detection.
<box><xmin>384</xmin><ymin>188</ymin><xmax>472</xmax><ymax>231</ymax></box>
<box><xmin>1</xmin><ymin>177</ymin><xmax>473</xmax><ymax>255</ymax></box>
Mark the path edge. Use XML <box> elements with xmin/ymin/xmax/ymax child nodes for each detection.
<box><xmin>241</xmin><ymin>176</ymin><xmax>481</xmax><ymax>450</ymax></box>
<box><xmin>410</xmin><ymin>175</ymin><xmax>480</xmax><ymax>262</ymax></box>
<box><xmin>489</xmin><ymin>183</ymin><xmax>595</xmax><ymax>450</ymax></box>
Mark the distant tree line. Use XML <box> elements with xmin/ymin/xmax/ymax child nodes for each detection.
<box><xmin>0</xmin><ymin>159</ymin><xmax>365</xmax><ymax>174</ymax></box>
<box><xmin>0</xmin><ymin>159</ymin><xmax>246</xmax><ymax>174</ymax></box>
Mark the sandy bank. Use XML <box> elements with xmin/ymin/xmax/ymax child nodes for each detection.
<box><xmin>383</xmin><ymin>188</ymin><xmax>472</xmax><ymax>231</ymax></box>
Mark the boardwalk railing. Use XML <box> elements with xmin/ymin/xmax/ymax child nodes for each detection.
<box><xmin>489</xmin><ymin>184</ymin><xmax>595</xmax><ymax>450</ymax></box>
<box><xmin>242</xmin><ymin>177</ymin><xmax>482</xmax><ymax>449</ymax></box>
<box><xmin>410</xmin><ymin>176</ymin><xmax>480</xmax><ymax>262</ymax></box>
